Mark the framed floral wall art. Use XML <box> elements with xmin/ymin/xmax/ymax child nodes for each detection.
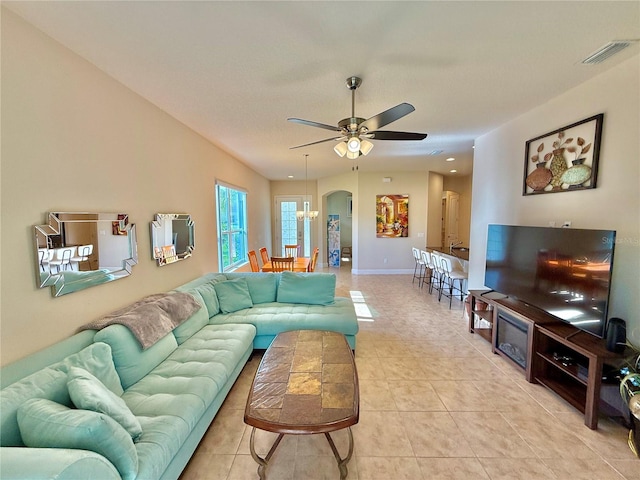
<box><xmin>523</xmin><ymin>113</ymin><xmax>603</xmax><ymax>196</ymax></box>
<box><xmin>376</xmin><ymin>194</ymin><xmax>408</xmax><ymax>238</ymax></box>
<box><xmin>328</xmin><ymin>214</ymin><xmax>340</xmax><ymax>266</ymax></box>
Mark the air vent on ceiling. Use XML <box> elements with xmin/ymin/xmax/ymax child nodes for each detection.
<box><xmin>581</xmin><ymin>41</ymin><xmax>636</xmax><ymax>64</ymax></box>
<box><xmin>428</xmin><ymin>150</ymin><xmax>444</xmax><ymax>156</ymax></box>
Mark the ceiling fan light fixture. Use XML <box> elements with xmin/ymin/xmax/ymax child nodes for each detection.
<box><xmin>360</xmin><ymin>139</ymin><xmax>374</xmax><ymax>156</ymax></box>
<box><xmin>346</xmin><ymin>150</ymin><xmax>359</xmax><ymax>160</ymax></box>
<box><xmin>334</xmin><ymin>141</ymin><xmax>348</xmax><ymax>157</ymax></box>
<box><xmin>347</xmin><ymin>136</ymin><xmax>361</xmax><ymax>153</ymax></box>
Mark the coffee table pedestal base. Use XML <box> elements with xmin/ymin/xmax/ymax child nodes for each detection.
<box><xmin>249</xmin><ymin>427</ymin><xmax>354</xmax><ymax>480</ymax></box>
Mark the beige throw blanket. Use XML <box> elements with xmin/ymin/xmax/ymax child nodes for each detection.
<box><xmin>80</xmin><ymin>292</ymin><xmax>202</xmax><ymax>349</ymax></box>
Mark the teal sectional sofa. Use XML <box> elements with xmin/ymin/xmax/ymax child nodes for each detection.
<box><xmin>0</xmin><ymin>271</ymin><xmax>358</xmax><ymax>480</ymax></box>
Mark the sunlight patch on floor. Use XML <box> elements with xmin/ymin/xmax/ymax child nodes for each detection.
<box><xmin>350</xmin><ymin>290</ymin><xmax>374</xmax><ymax>321</ymax></box>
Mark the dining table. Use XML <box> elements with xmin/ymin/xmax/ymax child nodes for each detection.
<box><xmin>261</xmin><ymin>257</ymin><xmax>310</xmax><ymax>272</ymax></box>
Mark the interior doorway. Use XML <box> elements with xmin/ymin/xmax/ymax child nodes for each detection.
<box><xmin>326</xmin><ymin>190</ymin><xmax>353</xmax><ymax>269</ymax></box>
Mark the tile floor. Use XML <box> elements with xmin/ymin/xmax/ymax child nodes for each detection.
<box><xmin>180</xmin><ymin>267</ymin><xmax>638</xmax><ymax>479</ymax></box>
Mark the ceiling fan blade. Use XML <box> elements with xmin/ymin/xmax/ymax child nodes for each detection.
<box><xmin>288</xmin><ymin>118</ymin><xmax>341</xmax><ymax>132</ymax></box>
<box><xmin>370</xmin><ymin>131</ymin><xmax>428</xmax><ymax>141</ymax></box>
<box><xmin>290</xmin><ymin>136</ymin><xmax>344</xmax><ymax>149</ymax></box>
<box><xmin>359</xmin><ymin>103</ymin><xmax>415</xmax><ymax>132</ymax></box>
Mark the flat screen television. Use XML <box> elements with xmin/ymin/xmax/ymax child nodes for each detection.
<box><xmin>484</xmin><ymin>224</ymin><xmax>616</xmax><ymax>338</ymax></box>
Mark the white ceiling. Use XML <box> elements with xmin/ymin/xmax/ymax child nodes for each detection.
<box><xmin>5</xmin><ymin>1</ymin><xmax>639</xmax><ymax>180</ymax></box>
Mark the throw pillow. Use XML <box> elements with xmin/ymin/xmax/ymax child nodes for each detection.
<box><xmin>214</xmin><ymin>278</ymin><xmax>254</xmax><ymax>313</ymax></box>
<box><xmin>194</xmin><ymin>282</ymin><xmax>221</xmax><ymax>317</ymax></box>
<box><xmin>17</xmin><ymin>398</ymin><xmax>138</xmax><ymax>480</ymax></box>
<box><xmin>0</xmin><ymin>342</ymin><xmax>122</xmax><ymax>448</ymax></box>
<box><xmin>67</xmin><ymin>366</ymin><xmax>142</xmax><ymax>441</ymax></box>
<box><xmin>242</xmin><ymin>274</ymin><xmax>278</xmax><ymax>304</ymax></box>
<box><xmin>276</xmin><ymin>271</ymin><xmax>336</xmax><ymax>305</ymax></box>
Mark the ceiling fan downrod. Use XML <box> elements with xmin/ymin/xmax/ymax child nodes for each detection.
<box><xmin>347</xmin><ymin>76</ymin><xmax>362</xmax><ymax>131</ymax></box>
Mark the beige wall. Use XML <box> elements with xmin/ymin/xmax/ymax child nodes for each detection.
<box><xmin>469</xmin><ymin>54</ymin><xmax>640</xmax><ymax>346</ymax></box>
<box><xmin>318</xmin><ymin>171</ymin><xmax>432</xmax><ymax>273</ymax></box>
<box><xmin>1</xmin><ymin>10</ymin><xmax>271</xmax><ymax>365</ymax></box>
<box><xmin>427</xmin><ymin>172</ymin><xmax>444</xmax><ymax>249</ymax></box>
<box><xmin>353</xmin><ymin>171</ymin><xmax>429</xmax><ymax>273</ymax></box>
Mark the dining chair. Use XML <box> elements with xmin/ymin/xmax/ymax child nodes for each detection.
<box><xmin>259</xmin><ymin>247</ymin><xmax>270</xmax><ymax>266</ymax></box>
<box><xmin>37</xmin><ymin>249</ymin><xmax>48</xmax><ymax>272</ymax></box>
<box><xmin>308</xmin><ymin>247</ymin><xmax>319</xmax><ymax>272</ymax></box>
<box><xmin>247</xmin><ymin>250</ymin><xmax>260</xmax><ymax>272</ymax></box>
<box><xmin>284</xmin><ymin>244</ymin><xmax>299</xmax><ymax>258</ymax></box>
<box><xmin>71</xmin><ymin>244</ymin><xmax>93</xmax><ymax>271</ymax></box>
<box><xmin>270</xmin><ymin>256</ymin><xmax>294</xmax><ymax>272</ymax></box>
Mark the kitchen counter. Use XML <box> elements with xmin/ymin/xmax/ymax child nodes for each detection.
<box><xmin>426</xmin><ymin>247</ymin><xmax>469</xmax><ymax>272</ymax></box>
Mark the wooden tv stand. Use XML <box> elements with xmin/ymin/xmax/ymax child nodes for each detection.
<box><xmin>467</xmin><ymin>290</ymin><xmax>625</xmax><ymax>429</ymax></box>
<box><xmin>532</xmin><ymin>321</ymin><xmax>624</xmax><ymax>429</ymax></box>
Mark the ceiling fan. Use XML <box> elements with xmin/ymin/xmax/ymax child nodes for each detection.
<box><xmin>288</xmin><ymin>76</ymin><xmax>427</xmax><ymax>159</ymax></box>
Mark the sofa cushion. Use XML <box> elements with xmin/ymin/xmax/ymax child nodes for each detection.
<box><xmin>94</xmin><ymin>325</ymin><xmax>178</xmax><ymax>390</ymax></box>
<box><xmin>277</xmin><ymin>271</ymin><xmax>336</xmax><ymax>305</ymax></box>
<box><xmin>212</xmin><ymin>297</ymin><xmax>358</xmax><ymax>336</ymax></box>
<box><xmin>0</xmin><ymin>342</ymin><xmax>122</xmax><ymax>447</ymax></box>
<box><xmin>193</xmin><ymin>282</ymin><xmax>221</xmax><ymax>317</ymax></box>
<box><xmin>121</xmin><ymin>323</ymin><xmax>256</xmax><ymax>479</ymax></box>
<box><xmin>172</xmin><ymin>290</ymin><xmax>209</xmax><ymax>344</ymax></box>
<box><xmin>67</xmin><ymin>367</ymin><xmax>142</xmax><ymax>441</ymax></box>
<box><xmin>214</xmin><ymin>278</ymin><xmax>253</xmax><ymax>313</ymax></box>
<box><xmin>17</xmin><ymin>398</ymin><xmax>138</xmax><ymax>480</ymax></box>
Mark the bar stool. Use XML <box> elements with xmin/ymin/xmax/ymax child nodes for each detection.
<box><xmin>420</xmin><ymin>250</ymin><xmax>433</xmax><ymax>289</ymax></box>
<box><xmin>412</xmin><ymin>247</ymin><xmax>426</xmax><ymax>285</ymax></box>
<box><xmin>429</xmin><ymin>252</ymin><xmax>445</xmax><ymax>297</ymax></box>
<box><xmin>439</xmin><ymin>256</ymin><xmax>468</xmax><ymax>308</ymax></box>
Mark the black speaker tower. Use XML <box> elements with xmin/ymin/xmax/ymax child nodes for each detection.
<box><xmin>606</xmin><ymin>317</ymin><xmax>626</xmax><ymax>353</ymax></box>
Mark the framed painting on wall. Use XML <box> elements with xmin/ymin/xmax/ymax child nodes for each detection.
<box><xmin>112</xmin><ymin>213</ymin><xmax>129</xmax><ymax>235</ymax></box>
<box><xmin>376</xmin><ymin>194</ymin><xmax>408</xmax><ymax>238</ymax></box>
<box><xmin>523</xmin><ymin>113</ymin><xmax>603</xmax><ymax>195</ymax></box>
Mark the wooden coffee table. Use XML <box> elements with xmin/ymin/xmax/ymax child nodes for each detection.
<box><xmin>244</xmin><ymin>330</ymin><xmax>359</xmax><ymax>479</ymax></box>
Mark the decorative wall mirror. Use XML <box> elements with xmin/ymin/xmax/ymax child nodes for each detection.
<box><xmin>150</xmin><ymin>214</ymin><xmax>195</xmax><ymax>266</ymax></box>
<box><xmin>34</xmin><ymin>212</ymin><xmax>138</xmax><ymax>297</ymax></box>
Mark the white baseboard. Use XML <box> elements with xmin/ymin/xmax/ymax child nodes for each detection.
<box><xmin>351</xmin><ymin>269</ymin><xmax>413</xmax><ymax>275</ymax></box>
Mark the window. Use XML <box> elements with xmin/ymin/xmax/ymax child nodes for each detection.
<box><xmin>216</xmin><ymin>182</ymin><xmax>248</xmax><ymax>272</ymax></box>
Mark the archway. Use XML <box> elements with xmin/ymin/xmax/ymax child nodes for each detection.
<box><xmin>326</xmin><ymin>190</ymin><xmax>353</xmax><ymax>270</ymax></box>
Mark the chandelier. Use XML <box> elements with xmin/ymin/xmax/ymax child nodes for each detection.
<box><xmin>296</xmin><ymin>154</ymin><xmax>319</xmax><ymax>221</ymax></box>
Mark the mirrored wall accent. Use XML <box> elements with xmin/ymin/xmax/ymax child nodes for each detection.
<box><xmin>150</xmin><ymin>214</ymin><xmax>195</xmax><ymax>266</ymax></box>
<box><xmin>34</xmin><ymin>212</ymin><xmax>138</xmax><ymax>297</ymax></box>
